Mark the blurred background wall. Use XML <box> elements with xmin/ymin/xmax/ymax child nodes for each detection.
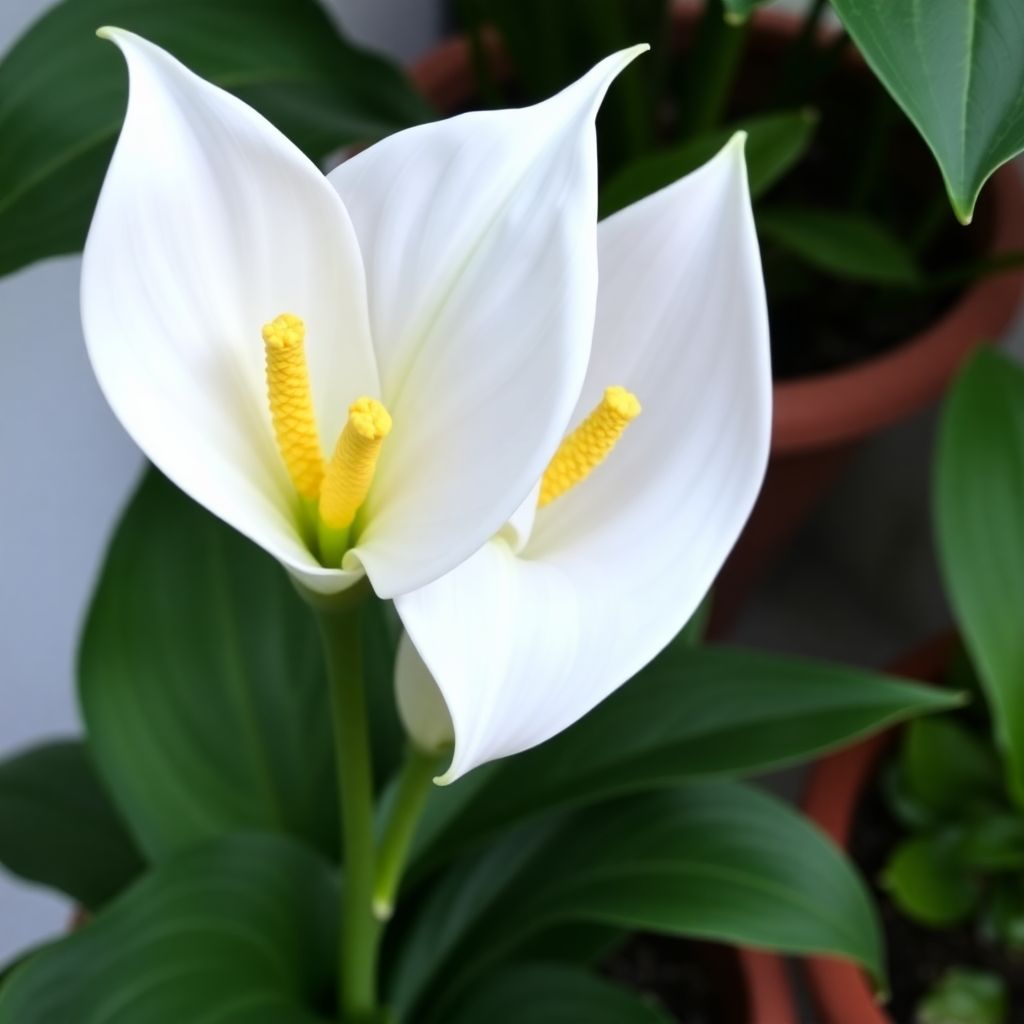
<box><xmin>2</xmin><ymin>0</ymin><xmax>1023</xmax><ymax>968</ymax></box>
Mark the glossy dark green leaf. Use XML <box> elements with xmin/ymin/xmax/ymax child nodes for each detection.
<box><xmin>757</xmin><ymin>205</ymin><xmax>922</xmax><ymax>286</ymax></box>
<box><xmin>936</xmin><ymin>349</ymin><xmax>1024</xmax><ymax>802</ymax></box>
<box><xmin>393</xmin><ymin>784</ymin><xmax>883</xmax><ymax>1017</ymax></box>
<box><xmin>900</xmin><ymin>717</ymin><xmax>1002</xmax><ymax>818</ymax></box>
<box><xmin>883</xmin><ymin>835</ymin><xmax>978</xmax><ymax>927</ymax></box>
<box><xmin>0</xmin><ymin>0</ymin><xmax>435</xmax><ymax>278</ymax></box>
<box><xmin>447</xmin><ymin>964</ymin><xmax>672</xmax><ymax>1024</ymax></box>
<box><xmin>79</xmin><ymin>469</ymin><xmax>338</xmax><ymax>861</ymax></box>
<box><xmin>0</xmin><ymin>740</ymin><xmax>143</xmax><ymax>909</ymax></box>
<box><xmin>599</xmin><ymin>110</ymin><xmax>817</xmax><ymax>218</ymax></box>
<box><xmin>412</xmin><ymin>646</ymin><xmax>960</xmax><ymax>868</ymax></box>
<box><xmin>0</xmin><ymin>833</ymin><xmax>335</xmax><ymax>1023</ymax></box>
<box><xmin>829</xmin><ymin>0</ymin><xmax>1024</xmax><ymax>224</ymax></box>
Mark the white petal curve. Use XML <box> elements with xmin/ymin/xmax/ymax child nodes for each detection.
<box><xmin>330</xmin><ymin>46</ymin><xmax>648</xmax><ymax>598</ymax></box>
<box><xmin>395</xmin><ymin>538</ymin><xmax>579</xmax><ymax>783</ymax></box>
<box><xmin>397</xmin><ymin>137</ymin><xmax>771</xmax><ymax>780</ymax></box>
<box><xmin>81</xmin><ymin>29</ymin><xmax>378</xmax><ymax>595</ymax></box>
<box><xmin>395</xmin><ymin>632</ymin><xmax>455</xmax><ymax>755</ymax></box>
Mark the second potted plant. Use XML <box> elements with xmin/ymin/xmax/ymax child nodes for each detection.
<box><xmin>804</xmin><ymin>348</ymin><xmax>1024</xmax><ymax>1023</ymax></box>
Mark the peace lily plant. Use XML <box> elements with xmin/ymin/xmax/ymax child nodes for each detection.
<box><xmin>0</xmin><ymin>18</ymin><xmax>962</xmax><ymax>1024</ymax></box>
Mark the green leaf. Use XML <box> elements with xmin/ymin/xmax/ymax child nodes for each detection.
<box><xmin>900</xmin><ymin>717</ymin><xmax>1002</xmax><ymax>818</ymax></box>
<box><xmin>0</xmin><ymin>833</ymin><xmax>335</xmax><ymax>1023</ymax></box>
<box><xmin>79</xmin><ymin>469</ymin><xmax>338</xmax><ymax>862</ymax></box>
<box><xmin>882</xmin><ymin>834</ymin><xmax>978</xmax><ymax>927</ymax></box>
<box><xmin>513</xmin><ymin>924</ymin><xmax>626</xmax><ymax>968</ymax></box>
<box><xmin>984</xmin><ymin>876</ymin><xmax>1024</xmax><ymax>950</ymax></box>
<box><xmin>412</xmin><ymin>646</ymin><xmax>961</xmax><ymax>869</ymax></box>
<box><xmin>828</xmin><ymin>0</ymin><xmax>1024</xmax><ymax>224</ymax></box>
<box><xmin>0</xmin><ymin>740</ymin><xmax>143</xmax><ymax>910</ymax></box>
<box><xmin>756</xmin><ymin>205</ymin><xmax>922</xmax><ymax>286</ymax></box>
<box><xmin>936</xmin><ymin>349</ymin><xmax>1024</xmax><ymax>802</ymax></box>
<box><xmin>393</xmin><ymin>783</ymin><xmax>883</xmax><ymax>1017</ymax></box>
<box><xmin>0</xmin><ymin>0</ymin><xmax>435</xmax><ymax>279</ymax></box>
<box><xmin>918</xmin><ymin>968</ymin><xmax>1008</xmax><ymax>1024</ymax></box>
<box><xmin>447</xmin><ymin>964</ymin><xmax>672</xmax><ymax>1024</ymax></box>
<box><xmin>960</xmin><ymin>815</ymin><xmax>1024</xmax><ymax>872</ymax></box>
<box><xmin>599</xmin><ymin>110</ymin><xmax>817</xmax><ymax>218</ymax></box>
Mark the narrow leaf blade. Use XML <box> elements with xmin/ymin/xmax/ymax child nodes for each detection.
<box><xmin>413</xmin><ymin>646</ymin><xmax>960</xmax><ymax>868</ymax></box>
<box><xmin>447</xmin><ymin>964</ymin><xmax>673</xmax><ymax>1024</ymax></box>
<box><xmin>936</xmin><ymin>349</ymin><xmax>1024</xmax><ymax>800</ymax></box>
<box><xmin>0</xmin><ymin>834</ymin><xmax>335</xmax><ymax>1023</ymax></box>
<box><xmin>757</xmin><ymin>205</ymin><xmax>922</xmax><ymax>286</ymax></box>
<box><xmin>0</xmin><ymin>740</ymin><xmax>143</xmax><ymax>909</ymax></box>
<box><xmin>79</xmin><ymin>470</ymin><xmax>338</xmax><ymax>861</ymax></box>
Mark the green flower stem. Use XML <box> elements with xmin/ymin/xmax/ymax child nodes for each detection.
<box><xmin>774</xmin><ymin>0</ymin><xmax>828</xmax><ymax>104</ymax></box>
<box><xmin>680</xmin><ymin>0</ymin><xmax>748</xmax><ymax>137</ymax></box>
<box><xmin>850</xmin><ymin>91</ymin><xmax>899</xmax><ymax>208</ymax></box>
<box><xmin>373</xmin><ymin>746</ymin><xmax>443</xmax><ymax>921</ymax></box>
<box><xmin>315</xmin><ymin>596</ymin><xmax>380</xmax><ymax>1022</ymax></box>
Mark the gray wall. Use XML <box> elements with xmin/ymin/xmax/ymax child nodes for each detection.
<box><xmin>0</xmin><ymin>0</ymin><xmax>445</xmax><ymax>960</ymax></box>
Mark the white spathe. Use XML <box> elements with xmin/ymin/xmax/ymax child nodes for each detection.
<box><xmin>81</xmin><ymin>28</ymin><xmax>647</xmax><ymax>598</ymax></box>
<box><xmin>395</xmin><ymin>136</ymin><xmax>773</xmax><ymax>782</ymax></box>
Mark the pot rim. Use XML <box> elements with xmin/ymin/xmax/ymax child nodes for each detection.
<box><xmin>801</xmin><ymin>632</ymin><xmax>959</xmax><ymax>1024</ymax></box>
<box><xmin>409</xmin><ymin>12</ymin><xmax>1024</xmax><ymax>457</ymax></box>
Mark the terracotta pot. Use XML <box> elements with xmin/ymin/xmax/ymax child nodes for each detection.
<box><xmin>410</xmin><ymin>10</ymin><xmax>1024</xmax><ymax>632</ymax></box>
<box><xmin>802</xmin><ymin>634</ymin><xmax>957</xmax><ymax>1024</ymax></box>
<box><xmin>738</xmin><ymin>948</ymin><xmax>798</xmax><ymax>1024</ymax></box>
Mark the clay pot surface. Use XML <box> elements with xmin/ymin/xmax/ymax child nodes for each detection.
<box><xmin>738</xmin><ymin>948</ymin><xmax>799</xmax><ymax>1024</ymax></box>
<box><xmin>802</xmin><ymin>634</ymin><xmax>957</xmax><ymax>1024</ymax></box>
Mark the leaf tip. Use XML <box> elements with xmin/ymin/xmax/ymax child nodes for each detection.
<box><xmin>951</xmin><ymin>191</ymin><xmax>975</xmax><ymax>226</ymax></box>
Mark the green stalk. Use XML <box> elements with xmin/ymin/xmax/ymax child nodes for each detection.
<box><xmin>850</xmin><ymin>91</ymin><xmax>899</xmax><ymax>208</ymax></box>
<box><xmin>774</xmin><ymin>0</ymin><xmax>828</xmax><ymax>104</ymax></box>
<box><xmin>372</xmin><ymin>746</ymin><xmax>443</xmax><ymax>921</ymax></box>
<box><xmin>315</xmin><ymin>596</ymin><xmax>381</xmax><ymax>1022</ymax></box>
<box><xmin>459</xmin><ymin>0</ymin><xmax>503</xmax><ymax>108</ymax></box>
<box><xmin>679</xmin><ymin>0</ymin><xmax>748</xmax><ymax>137</ymax></box>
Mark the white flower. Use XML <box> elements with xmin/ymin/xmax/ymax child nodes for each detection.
<box><xmin>81</xmin><ymin>29</ymin><xmax>646</xmax><ymax>598</ymax></box>
<box><xmin>394</xmin><ymin>137</ymin><xmax>772</xmax><ymax>781</ymax></box>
